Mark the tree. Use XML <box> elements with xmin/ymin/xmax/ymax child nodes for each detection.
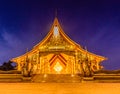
<box><xmin>0</xmin><ymin>60</ymin><xmax>15</xmax><ymax>71</ymax></box>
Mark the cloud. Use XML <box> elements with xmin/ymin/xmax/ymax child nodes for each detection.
<box><xmin>0</xmin><ymin>31</ymin><xmax>24</xmax><ymax>63</ymax></box>
<box><xmin>1</xmin><ymin>31</ymin><xmax>22</xmax><ymax>49</ymax></box>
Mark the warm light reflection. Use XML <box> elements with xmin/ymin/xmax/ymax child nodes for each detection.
<box><xmin>53</xmin><ymin>62</ymin><xmax>63</xmax><ymax>73</ymax></box>
<box><xmin>71</xmin><ymin>74</ymin><xmax>74</xmax><ymax>77</ymax></box>
<box><xmin>0</xmin><ymin>83</ymin><xmax>120</xmax><ymax>94</ymax></box>
<box><xmin>44</xmin><ymin>74</ymin><xmax>47</xmax><ymax>78</ymax></box>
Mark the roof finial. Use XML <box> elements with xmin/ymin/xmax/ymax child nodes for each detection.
<box><xmin>85</xmin><ymin>46</ymin><xmax>87</xmax><ymax>51</ymax></box>
<box><xmin>55</xmin><ymin>9</ymin><xmax>57</xmax><ymax>17</ymax></box>
<box><xmin>26</xmin><ymin>48</ymin><xmax>28</xmax><ymax>53</ymax></box>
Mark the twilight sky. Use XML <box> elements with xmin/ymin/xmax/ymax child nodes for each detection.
<box><xmin>0</xmin><ymin>0</ymin><xmax>120</xmax><ymax>70</ymax></box>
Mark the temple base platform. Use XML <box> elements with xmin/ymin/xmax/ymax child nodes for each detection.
<box><xmin>31</xmin><ymin>74</ymin><xmax>82</xmax><ymax>83</ymax></box>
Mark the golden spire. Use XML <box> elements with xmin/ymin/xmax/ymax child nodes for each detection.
<box><xmin>53</xmin><ymin>11</ymin><xmax>59</xmax><ymax>37</ymax></box>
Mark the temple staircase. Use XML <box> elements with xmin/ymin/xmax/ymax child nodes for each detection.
<box><xmin>31</xmin><ymin>74</ymin><xmax>82</xmax><ymax>83</ymax></box>
<box><xmin>0</xmin><ymin>74</ymin><xmax>22</xmax><ymax>82</ymax></box>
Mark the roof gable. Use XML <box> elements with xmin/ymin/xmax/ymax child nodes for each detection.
<box><xmin>34</xmin><ymin>17</ymin><xmax>81</xmax><ymax>50</ymax></box>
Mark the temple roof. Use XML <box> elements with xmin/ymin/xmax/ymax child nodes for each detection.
<box><xmin>34</xmin><ymin>17</ymin><xmax>81</xmax><ymax>49</ymax></box>
<box><xmin>11</xmin><ymin>17</ymin><xmax>107</xmax><ymax>62</ymax></box>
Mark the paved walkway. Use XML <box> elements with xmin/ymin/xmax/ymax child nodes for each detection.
<box><xmin>0</xmin><ymin>83</ymin><xmax>120</xmax><ymax>94</ymax></box>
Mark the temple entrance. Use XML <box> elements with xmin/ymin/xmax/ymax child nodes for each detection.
<box><xmin>31</xmin><ymin>53</ymin><xmax>82</xmax><ymax>82</ymax></box>
<box><xmin>50</xmin><ymin>54</ymin><xmax>66</xmax><ymax>74</ymax></box>
<box><xmin>40</xmin><ymin>53</ymin><xmax>75</xmax><ymax>74</ymax></box>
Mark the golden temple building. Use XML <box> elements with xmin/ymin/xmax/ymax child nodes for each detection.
<box><xmin>11</xmin><ymin>17</ymin><xmax>107</xmax><ymax>77</ymax></box>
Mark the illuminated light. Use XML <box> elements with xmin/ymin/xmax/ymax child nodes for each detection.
<box><xmin>44</xmin><ymin>74</ymin><xmax>47</xmax><ymax>78</ymax></box>
<box><xmin>71</xmin><ymin>74</ymin><xmax>74</xmax><ymax>77</ymax></box>
<box><xmin>53</xmin><ymin>26</ymin><xmax>59</xmax><ymax>37</ymax></box>
<box><xmin>53</xmin><ymin>62</ymin><xmax>63</xmax><ymax>73</ymax></box>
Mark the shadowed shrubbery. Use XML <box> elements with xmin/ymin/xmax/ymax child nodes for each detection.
<box><xmin>0</xmin><ymin>61</ymin><xmax>16</xmax><ymax>71</ymax></box>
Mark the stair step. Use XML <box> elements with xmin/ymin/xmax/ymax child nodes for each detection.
<box><xmin>32</xmin><ymin>74</ymin><xmax>82</xmax><ymax>83</ymax></box>
<box><xmin>0</xmin><ymin>74</ymin><xmax>22</xmax><ymax>82</ymax></box>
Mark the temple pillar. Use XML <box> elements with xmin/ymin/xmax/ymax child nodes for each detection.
<box><xmin>80</xmin><ymin>61</ymin><xmax>84</xmax><ymax>75</ymax></box>
<box><xmin>65</xmin><ymin>62</ymin><xmax>68</xmax><ymax>74</ymax></box>
<box><xmin>78</xmin><ymin>60</ymin><xmax>82</xmax><ymax>75</ymax></box>
<box><xmin>42</xmin><ymin>57</ymin><xmax>47</xmax><ymax>74</ymax></box>
<box><xmin>75</xmin><ymin>50</ymin><xmax>79</xmax><ymax>74</ymax></box>
<box><xmin>36</xmin><ymin>52</ymin><xmax>40</xmax><ymax>74</ymax></box>
<box><xmin>96</xmin><ymin>62</ymin><xmax>100</xmax><ymax>70</ymax></box>
<box><xmin>31</xmin><ymin>55</ymin><xmax>37</xmax><ymax>74</ymax></box>
<box><xmin>17</xmin><ymin>62</ymin><xmax>21</xmax><ymax>71</ymax></box>
<box><xmin>95</xmin><ymin>59</ymin><xmax>100</xmax><ymax>70</ymax></box>
<box><xmin>28</xmin><ymin>57</ymin><xmax>31</xmax><ymax>71</ymax></box>
<box><xmin>44</xmin><ymin>57</ymin><xmax>49</xmax><ymax>74</ymax></box>
<box><xmin>43</xmin><ymin>58</ymin><xmax>45</xmax><ymax>74</ymax></box>
<box><xmin>48</xmin><ymin>61</ymin><xmax>50</xmax><ymax>74</ymax></box>
<box><xmin>40</xmin><ymin>56</ymin><xmax>42</xmax><ymax>73</ymax></box>
<box><xmin>73</xmin><ymin>58</ymin><xmax>75</xmax><ymax>74</ymax></box>
<box><xmin>67</xmin><ymin>57</ymin><xmax>71</xmax><ymax>74</ymax></box>
<box><xmin>74</xmin><ymin>50</ymin><xmax>78</xmax><ymax>74</ymax></box>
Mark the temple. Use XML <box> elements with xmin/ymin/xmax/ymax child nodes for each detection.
<box><xmin>11</xmin><ymin>17</ymin><xmax>107</xmax><ymax>77</ymax></box>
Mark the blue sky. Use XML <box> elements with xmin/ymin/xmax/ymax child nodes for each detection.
<box><xmin>0</xmin><ymin>0</ymin><xmax>120</xmax><ymax>70</ymax></box>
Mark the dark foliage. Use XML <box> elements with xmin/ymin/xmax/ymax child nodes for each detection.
<box><xmin>0</xmin><ymin>61</ymin><xmax>15</xmax><ymax>71</ymax></box>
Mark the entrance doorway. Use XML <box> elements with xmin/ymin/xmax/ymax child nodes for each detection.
<box><xmin>50</xmin><ymin>54</ymin><xmax>66</xmax><ymax>74</ymax></box>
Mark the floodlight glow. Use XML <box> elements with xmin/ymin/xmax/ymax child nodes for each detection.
<box><xmin>54</xmin><ymin>62</ymin><xmax>63</xmax><ymax>73</ymax></box>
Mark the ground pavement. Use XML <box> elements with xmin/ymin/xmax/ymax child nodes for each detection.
<box><xmin>0</xmin><ymin>83</ymin><xmax>120</xmax><ymax>94</ymax></box>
